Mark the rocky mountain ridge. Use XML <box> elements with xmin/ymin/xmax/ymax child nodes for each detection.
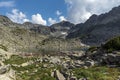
<box><xmin>0</xmin><ymin>15</ymin><xmax>74</xmax><ymax>38</ymax></box>
<box><xmin>67</xmin><ymin>5</ymin><xmax>120</xmax><ymax>46</ymax></box>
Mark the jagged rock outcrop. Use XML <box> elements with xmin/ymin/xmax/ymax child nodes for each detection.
<box><xmin>50</xmin><ymin>21</ymin><xmax>74</xmax><ymax>32</ymax></box>
<box><xmin>50</xmin><ymin>21</ymin><xmax>74</xmax><ymax>38</ymax></box>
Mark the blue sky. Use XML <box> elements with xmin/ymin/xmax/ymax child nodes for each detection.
<box><xmin>15</xmin><ymin>0</ymin><xmax>67</xmax><ymax>20</ymax></box>
<box><xmin>0</xmin><ymin>0</ymin><xmax>120</xmax><ymax>25</ymax></box>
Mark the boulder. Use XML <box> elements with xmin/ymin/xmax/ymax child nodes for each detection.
<box><xmin>43</xmin><ymin>64</ymin><xmax>48</xmax><ymax>68</ymax></box>
<box><xmin>50</xmin><ymin>57</ymin><xmax>61</xmax><ymax>64</ymax></box>
<box><xmin>54</xmin><ymin>70</ymin><xmax>66</xmax><ymax>80</ymax></box>
<box><xmin>0</xmin><ymin>65</ymin><xmax>10</xmax><ymax>74</ymax></box>
<box><xmin>0</xmin><ymin>68</ymin><xmax>7</xmax><ymax>74</ymax></box>
<box><xmin>0</xmin><ymin>69</ymin><xmax>16</xmax><ymax>80</ymax></box>
<box><xmin>70</xmin><ymin>76</ymin><xmax>77</xmax><ymax>80</ymax></box>
<box><xmin>84</xmin><ymin>60</ymin><xmax>95</xmax><ymax>67</ymax></box>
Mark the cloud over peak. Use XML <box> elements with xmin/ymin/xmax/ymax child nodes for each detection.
<box><xmin>48</xmin><ymin>18</ymin><xmax>57</xmax><ymax>25</ymax></box>
<box><xmin>59</xmin><ymin>16</ymin><xmax>67</xmax><ymax>21</ymax></box>
<box><xmin>32</xmin><ymin>14</ymin><xmax>47</xmax><ymax>25</ymax></box>
<box><xmin>7</xmin><ymin>9</ymin><xmax>47</xmax><ymax>25</ymax></box>
<box><xmin>7</xmin><ymin>9</ymin><xmax>29</xmax><ymax>23</ymax></box>
<box><xmin>65</xmin><ymin>0</ymin><xmax>120</xmax><ymax>24</ymax></box>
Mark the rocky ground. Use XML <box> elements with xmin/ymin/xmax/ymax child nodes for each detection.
<box><xmin>0</xmin><ymin>45</ymin><xmax>120</xmax><ymax>80</ymax></box>
<box><xmin>0</xmin><ymin>49</ymin><xmax>16</xmax><ymax>80</ymax></box>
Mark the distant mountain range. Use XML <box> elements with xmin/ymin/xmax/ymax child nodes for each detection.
<box><xmin>0</xmin><ymin>15</ymin><xmax>74</xmax><ymax>38</ymax></box>
<box><xmin>1</xmin><ymin>5</ymin><xmax>120</xmax><ymax>46</ymax></box>
<box><xmin>0</xmin><ymin>15</ymin><xmax>80</xmax><ymax>53</ymax></box>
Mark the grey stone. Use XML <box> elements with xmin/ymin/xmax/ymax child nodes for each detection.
<box><xmin>84</xmin><ymin>60</ymin><xmax>95</xmax><ymax>67</ymax></box>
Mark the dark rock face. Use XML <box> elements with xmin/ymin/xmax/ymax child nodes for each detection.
<box><xmin>50</xmin><ymin>21</ymin><xmax>74</xmax><ymax>32</ymax></box>
<box><xmin>67</xmin><ymin>5</ymin><xmax>120</xmax><ymax>46</ymax></box>
<box><xmin>29</xmin><ymin>21</ymin><xmax>75</xmax><ymax>37</ymax></box>
<box><xmin>17</xmin><ymin>22</ymin><xmax>51</xmax><ymax>35</ymax></box>
<box><xmin>51</xmin><ymin>21</ymin><xmax>74</xmax><ymax>31</ymax></box>
<box><xmin>29</xmin><ymin>25</ymin><xmax>51</xmax><ymax>35</ymax></box>
<box><xmin>81</xmin><ymin>20</ymin><xmax>120</xmax><ymax>45</ymax></box>
<box><xmin>50</xmin><ymin>21</ymin><xmax>74</xmax><ymax>38</ymax></box>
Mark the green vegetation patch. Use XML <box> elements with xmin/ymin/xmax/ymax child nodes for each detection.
<box><xmin>4</xmin><ymin>55</ymin><xmax>57</xmax><ymax>80</ymax></box>
<box><xmin>103</xmin><ymin>36</ymin><xmax>120</xmax><ymax>52</ymax></box>
<box><xmin>4</xmin><ymin>55</ymin><xmax>28</xmax><ymax>65</ymax></box>
<box><xmin>87</xmin><ymin>46</ymin><xmax>98</xmax><ymax>53</ymax></box>
<box><xmin>12</xmin><ymin>62</ymin><xmax>56</xmax><ymax>80</ymax></box>
<box><xmin>72</xmin><ymin>66</ymin><xmax>120</xmax><ymax>80</ymax></box>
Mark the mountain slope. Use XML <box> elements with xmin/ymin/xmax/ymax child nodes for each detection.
<box><xmin>0</xmin><ymin>15</ymin><xmax>83</xmax><ymax>54</ymax></box>
<box><xmin>67</xmin><ymin>5</ymin><xmax>120</xmax><ymax>46</ymax></box>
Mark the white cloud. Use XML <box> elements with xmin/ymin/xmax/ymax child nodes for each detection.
<box><xmin>32</xmin><ymin>14</ymin><xmax>47</xmax><ymax>25</ymax></box>
<box><xmin>23</xmin><ymin>19</ymin><xmax>29</xmax><ymax>22</ymax></box>
<box><xmin>56</xmin><ymin>10</ymin><xmax>62</xmax><ymax>16</ymax></box>
<box><xmin>65</xmin><ymin>0</ymin><xmax>120</xmax><ymax>24</ymax></box>
<box><xmin>48</xmin><ymin>18</ymin><xmax>57</xmax><ymax>25</ymax></box>
<box><xmin>7</xmin><ymin>9</ymin><xmax>47</xmax><ymax>25</ymax></box>
<box><xmin>0</xmin><ymin>1</ymin><xmax>14</xmax><ymax>7</ymax></box>
<box><xmin>7</xmin><ymin>9</ymin><xmax>29</xmax><ymax>23</ymax></box>
<box><xmin>59</xmin><ymin>16</ymin><xmax>67</xmax><ymax>21</ymax></box>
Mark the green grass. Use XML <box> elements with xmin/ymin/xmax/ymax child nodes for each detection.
<box><xmin>4</xmin><ymin>55</ymin><xmax>56</xmax><ymax>80</ymax></box>
<box><xmin>13</xmin><ymin>62</ymin><xmax>56</xmax><ymax>80</ymax></box>
<box><xmin>4</xmin><ymin>55</ymin><xmax>29</xmax><ymax>65</ymax></box>
<box><xmin>72</xmin><ymin>66</ymin><xmax>120</xmax><ymax>80</ymax></box>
